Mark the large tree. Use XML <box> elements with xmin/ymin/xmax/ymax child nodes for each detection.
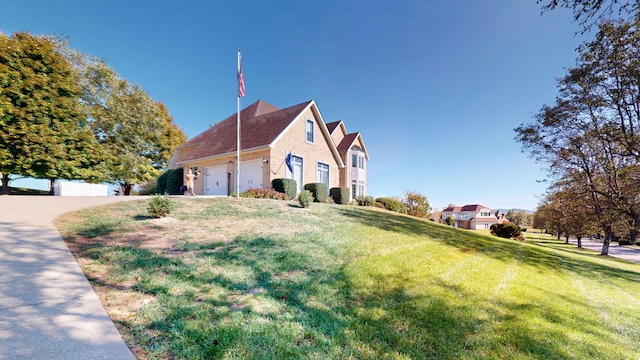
<box><xmin>0</xmin><ymin>32</ymin><xmax>106</xmax><ymax>194</ymax></box>
<box><xmin>516</xmin><ymin>17</ymin><xmax>640</xmax><ymax>255</ymax></box>
<box><xmin>67</xmin><ymin>53</ymin><xmax>186</xmax><ymax>195</ymax></box>
<box><xmin>537</xmin><ymin>0</ymin><xmax>639</xmax><ymax>30</ymax></box>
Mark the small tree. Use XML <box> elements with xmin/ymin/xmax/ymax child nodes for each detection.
<box><xmin>445</xmin><ymin>215</ymin><xmax>455</xmax><ymax>226</ymax></box>
<box><xmin>403</xmin><ymin>191</ymin><xmax>432</xmax><ymax>219</ymax></box>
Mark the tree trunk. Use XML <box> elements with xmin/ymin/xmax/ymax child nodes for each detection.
<box><xmin>48</xmin><ymin>179</ymin><xmax>56</xmax><ymax>196</ymax></box>
<box><xmin>630</xmin><ymin>228</ymin><xmax>638</xmax><ymax>246</ymax></box>
<box><xmin>1</xmin><ymin>174</ymin><xmax>10</xmax><ymax>195</ymax></box>
<box><xmin>122</xmin><ymin>183</ymin><xmax>133</xmax><ymax>196</ymax></box>
<box><xmin>577</xmin><ymin>235</ymin><xmax>582</xmax><ymax>248</ymax></box>
<box><xmin>601</xmin><ymin>224</ymin><xmax>613</xmax><ymax>256</ymax></box>
<box><xmin>564</xmin><ymin>235</ymin><xmax>570</xmax><ymax>244</ymax></box>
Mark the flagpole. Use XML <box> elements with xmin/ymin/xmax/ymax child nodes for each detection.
<box><xmin>236</xmin><ymin>50</ymin><xmax>241</xmax><ymax>199</ymax></box>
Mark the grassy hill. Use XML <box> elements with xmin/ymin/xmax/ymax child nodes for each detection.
<box><xmin>56</xmin><ymin>197</ymin><xmax>640</xmax><ymax>359</ymax></box>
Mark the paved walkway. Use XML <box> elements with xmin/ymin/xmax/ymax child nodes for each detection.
<box><xmin>0</xmin><ymin>196</ymin><xmax>141</xmax><ymax>360</ymax></box>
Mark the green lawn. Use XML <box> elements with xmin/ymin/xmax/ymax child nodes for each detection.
<box><xmin>56</xmin><ymin>198</ymin><xmax>640</xmax><ymax>359</ymax></box>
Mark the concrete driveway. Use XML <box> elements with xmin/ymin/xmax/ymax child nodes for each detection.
<box><xmin>0</xmin><ymin>196</ymin><xmax>141</xmax><ymax>360</ymax></box>
<box><xmin>565</xmin><ymin>236</ymin><xmax>640</xmax><ymax>263</ymax></box>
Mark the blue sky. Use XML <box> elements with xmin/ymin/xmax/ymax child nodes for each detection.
<box><xmin>2</xmin><ymin>1</ymin><xmax>590</xmax><ymax>210</ymax></box>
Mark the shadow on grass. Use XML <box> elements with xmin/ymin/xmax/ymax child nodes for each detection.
<box><xmin>83</xmin><ymin>230</ymin><xmax>625</xmax><ymax>359</ymax></box>
<box><xmin>333</xmin><ymin>207</ymin><xmax>640</xmax><ymax>283</ymax></box>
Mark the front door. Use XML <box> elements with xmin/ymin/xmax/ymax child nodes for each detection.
<box><xmin>292</xmin><ymin>156</ymin><xmax>303</xmax><ymax>193</ymax></box>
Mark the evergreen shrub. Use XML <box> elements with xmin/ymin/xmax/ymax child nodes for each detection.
<box><xmin>272</xmin><ymin>178</ymin><xmax>297</xmax><ymax>199</ymax></box>
<box><xmin>490</xmin><ymin>223</ymin><xmax>522</xmax><ymax>239</ymax></box>
<box><xmin>375</xmin><ymin>197</ymin><xmax>407</xmax><ymax>214</ymax></box>
<box><xmin>298</xmin><ymin>190</ymin><xmax>313</xmax><ymax>208</ymax></box>
<box><xmin>330</xmin><ymin>187</ymin><xmax>350</xmax><ymax>205</ymax></box>
<box><xmin>355</xmin><ymin>195</ymin><xmax>375</xmax><ymax>207</ymax></box>
<box><xmin>157</xmin><ymin>168</ymin><xmax>184</xmax><ymax>194</ymax></box>
<box><xmin>148</xmin><ymin>195</ymin><xmax>174</xmax><ymax>218</ymax></box>
<box><xmin>304</xmin><ymin>183</ymin><xmax>328</xmax><ymax>203</ymax></box>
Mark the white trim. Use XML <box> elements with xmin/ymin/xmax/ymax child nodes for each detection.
<box><xmin>270</xmin><ymin>101</ymin><xmax>345</xmax><ymax>168</ymax></box>
<box><xmin>315</xmin><ymin>160</ymin><xmax>330</xmax><ymax>187</ymax></box>
<box><xmin>306</xmin><ymin>118</ymin><xmax>315</xmax><ymax>144</ymax></box>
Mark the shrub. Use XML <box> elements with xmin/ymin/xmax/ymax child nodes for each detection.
<box><xmin>445</xmin><ymin>215</ymin><xmax>455</xmax><ymax>226</ymax></box>
<box><xmin>375</xmin><ymin>197</ymin><xmax>407</xmax><ymax>214</ymax></box>
<box><xmin>403</xmin><ymin>190</ymin><xmax>432</xmax><ymax>219</ymax></box>
<box><xmin>298</xmin><ymin>190</ymin><xmax>313</xmax><ymax>208</ymax></box>
<box><xmin>148</xmin><ymin>195</ymin><xmax>174</xmax><ymax>218</ymax></box>
<box><xmin>355</xmin><ymin>195</ymin><xmax>375</xmax><ymax>207</ymax></box>
<box><xmin>304</xmin><ymin>183</ymin><xmax>328</xmax><ymax>203</ymax></box>
<box><xmin>490</xmin><ymin>223</ymin><xmax>522</xmax><ymax>239</ymax></box>
<box><xmin>241</xmin><ymin>188</ymin><xmax>291</xmax><ymax>200</ymax></box>
<box><xmin>272</xmin><ymin>178</ymin><xmax>297</xmax><ymax>199</ymax></box>
<box><xmin>330</xmin><ymin>187</ymin><xmax>350</xmax><ymax>205</ymax></box>
<box><xmin>157</xmin><ymin>168</ymin><xmax>184</xmax><ymax>194</ymax></box>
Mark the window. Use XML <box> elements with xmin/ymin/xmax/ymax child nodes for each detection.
<box><xmin>358</xmin><ymin>181</ymin><xmax>365</xmax><ymax>196</ymax></box>
<box><xmin>351</xmin><ymin>181</ymin><xmax>357</xmax><ymax>199</ymax></box>
<box><xmin>352</xmin><ymin>154</ymin><xmax>357</xmax><ymax>168</ymax></box>
<box><xmin>358</xmin><ymin>156</ymin><xmax>364</xmax><ymax>169</ymax></box>
<box><xmin>316</xmin><ymin>162</ymin><xmax>329</xmax><ymax>187</ymax></box>
<box><xmin>481</xmin><ymin>211</ymin><xmax>492</xmax><ymax>217</ymax></box>
<box><xmin>306</xmin><ymin>119</ymin><xmax>314</xmax><ymax>143</ymax></box>
<box><xmin>289</xmin><ymin>155</ymin><xmax>303</xmax><ymax>192</ymax></box>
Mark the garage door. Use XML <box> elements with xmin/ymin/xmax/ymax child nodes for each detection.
<box><xmin>204</xmin><ymin>165</ymin><xmax>228</xmax><ymax>195</ymax></box>
<box><xmin>239</xmin><ymin>159</ymin><xmax>263</xmax><ymax>193</ymax></box>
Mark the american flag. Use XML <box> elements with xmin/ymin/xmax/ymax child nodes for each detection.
<box><xmin>237</xmin><ymin>50</ymin><xmax>245</xmax><ymax>97</ymax></box>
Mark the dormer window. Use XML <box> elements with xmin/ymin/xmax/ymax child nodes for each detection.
<box><xmin>306</xmin><ymin>119</ymin><xmax>314</xmax><ymax>143</ymax></box>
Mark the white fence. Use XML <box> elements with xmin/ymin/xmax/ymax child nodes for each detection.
<box><xmin>53</xmin><ymin>182</ymin><xmax>108</xmax><ymax>196</ymax></box>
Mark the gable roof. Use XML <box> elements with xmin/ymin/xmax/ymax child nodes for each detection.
<box><xmin>461</xmin><ymin>204</ymin><xmax>493</xmax><ymax>212</ymax></box>
<box><xmin>337</xmin><ymin>132</ymin><xmax>370</xmax><ymax>160</ymax></box>
<box><xmin>443</xmin><ymin>204</ymin><xmax>493</xmax><ymax>212</ymax></box>
<box><xmin>326</xmin><ymin>120</ymin><xmax>346</xmax><ymax>135</ymax></box>
<box><xmin>172</xmin><ymin>99</ymin><xmax>344</xmax><ymax>167</ymax></box>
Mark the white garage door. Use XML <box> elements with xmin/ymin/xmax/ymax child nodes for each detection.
<box><xmin>204</xmin><ymin>165</ymin><xmax>228</xmax><ymax>195</ymax></box>
<box><xmin>239</xmin><ymin>159</ymin><xmax>263</xmax><ymax>193</ymax></box>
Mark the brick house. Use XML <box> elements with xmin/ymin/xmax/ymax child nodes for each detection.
<box><xmin>441</xmin><ymin>204</ymin><xmax>506</xmax><ymax>230</ymax></box>
<box><xmin>168</xmin><ymin>100</ymin><xmax>369</xmax><ymax>197</ymax></box>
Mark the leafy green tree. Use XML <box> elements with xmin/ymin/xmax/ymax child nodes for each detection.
<box><xmin>77</xmin><ymin>59</ymin><xmax>185</xmax><ymax>195</ymax></box>
<box><xmin>403</xmin><ymin>190</ymin><xmax>432</xmax><ymax>219</ymax></box>
<box><xmin>0</xmin><ymin>32</ymin><xmax>106</xmax><ymax>194</ymax></box>
<box><xmin>516</xmin><ymin>17</ymin><xmax>640</xmax><ymax>255</ymax></box>
<box><xmin>154</xmin><ymin>102</ymin><xmax>187</xmax><ymax>169</ymax></box>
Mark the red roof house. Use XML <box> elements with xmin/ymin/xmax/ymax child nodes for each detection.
<box><xmin>169</xmin><ymin>100</ymin><xmax>369</xmax><ymax>197</ymax></box>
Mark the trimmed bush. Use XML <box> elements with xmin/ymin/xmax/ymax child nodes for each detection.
<box><xmin>330</xmin><ymin>187</ymin><xmax>350</xmax><ymax>205</ymax></box>
<box><xmin>304</xmin><ymin>183</ymin><xmax>328</xmax><ymax>203</ymax></box>
<box><xmin>375</xmin><ymin>197</ymin><xmax>407</xmax><ymax>214</ymax></box>
<box><xmin>490</xmin><ymin>223</ymin><xmax>522</xmax><ymax>239</ymax></box>
<box><xmin>355</xmin><ymin>195</ymin><xmax>375</xmax><ymax>207</ymax></box>
<box><xmin>241</xmin><ymin>188</ymin><xmax>291</xmax><ymax>200</ymax></box>
<box><xmin>157</xmin><ymin>168</ymin><xmax>184</xmax><ymax>194</ymax></box>
<box><xmin>148</xmin><ymin>195</ymin><xmax>174</xmax><ymax>218</ymax></box>
<box><xmin>272</xmin><ymin>178</ymin><xmax>297</xmax><ymax>199</ymax></box>
<box><xmin>298</xmin><ymin>190</ymin><xmax>313</xmax><ymax>208</ymax></box>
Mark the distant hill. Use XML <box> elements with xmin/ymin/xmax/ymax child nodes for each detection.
<box><xmin>497</xmin><ymin>208</ymin><xmax>534</xmax><ymax>214</ymax></box>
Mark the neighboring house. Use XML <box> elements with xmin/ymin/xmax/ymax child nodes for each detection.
<box><xmin>168</xmin><ymin>99</ymin><xmax>369</xmax><ymax>197</ymax></box>
<box><xmin>441</xmin><ymin>204</ymin><xmax>505</xmax><ymax>230</ymax></box>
